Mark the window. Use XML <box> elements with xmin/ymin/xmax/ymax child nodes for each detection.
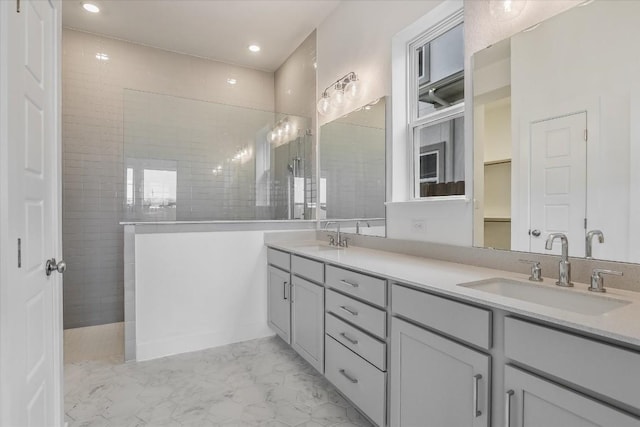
<box><xmin>408</xmin><ymin>15</ymin><xmax>465</xmax><ymax>199</ymax></box>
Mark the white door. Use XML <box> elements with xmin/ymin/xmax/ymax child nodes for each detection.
<box><xmin>0</xmin><ymin>1</ymin><xmax>63</xmax><ymax>426</ymax></box>
<box><xmin>529</xmin><ymin>112</ymin><xmax>587</xmax><ymax>256</ymax></box>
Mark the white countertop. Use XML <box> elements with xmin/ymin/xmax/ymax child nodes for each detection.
<box><xmin>267</xmin><ymin>240</ymin><xmax>640</xmax><ymax>348</ymax></box>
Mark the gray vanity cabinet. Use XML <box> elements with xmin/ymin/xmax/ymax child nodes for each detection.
<box><xmin>390</xmin><ymin>317</ymin><xmax>490</xmax><ymax>427</ymax></box>
<box><xmin>267</xmin><ymin>265</ymin><xmax>291</xmax><ymax>344</ymax></box>
<box><xmin>504</xmin><ymin>365</ymin><xmax>640</xmax><ymax>427</ymax></box>
<box><xmin>291</xmin><ymin>275</ymin><xmax>324</xmax><ymax>372</ymax></box>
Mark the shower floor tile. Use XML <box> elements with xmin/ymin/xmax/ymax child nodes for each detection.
<box><xmin>64</xmin><ymin>322</ymin><xmax>124</xmax><ymax>364</ymax></box>
<box><xmin>64</xmin><ymin>336</ymin><xmax>373</xmax><ymax>427</ymax></box>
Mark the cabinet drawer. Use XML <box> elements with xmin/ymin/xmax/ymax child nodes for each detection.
<box><xmin>325</xmin><ymin>335</ymin><xmax>386</xmax><ymax>426</ymax></box>
<box><xmin>267</xmin><ymin>248</ymin><xmax>290</xmax><ymax>271</ymax></box>
<box><xmin>326</xmin><ymin>313</ymin><xmax>386</xmax><ymax>371</ymax></box>
<box><xmin>505</xmin><ymin>317</ymin><xmax>640</xmax><ymax>410</ymax></box>
<box><xmin>326</xmin><ymin>265</ymin><xmax>386</xmax><ymax>307</ymax></box>
<box><xmin>392</xmin><ymin>284</ymin><xmax>491</xmax><ymax>350</ymax></box>
<box><xmin>291</xmin><ymin>255</ymin><xmax>324</xmax><ymax>283</ymax></box>
<box><xmin>326</xmin><ymin>289</ymin><xmax>386</xmax><ymax>339</ymax></box>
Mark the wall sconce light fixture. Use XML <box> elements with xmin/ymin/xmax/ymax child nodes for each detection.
<box><xmin>317</xmin><ymin>72</ymin><xmax>361</xmax><ymax>115</ymax></box>
<box><xmin>489</xmin><ymin>0</ymin><xmax>526</xmax><ymax>21</ymax></box>
<box><xmin>268</xmin><ymin>117</ymin><xmax>298</xmax><ymax>145</ymax></box>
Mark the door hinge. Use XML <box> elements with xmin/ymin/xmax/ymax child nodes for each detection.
<box><xmin>16</xmin><ymin>0</ymin><xmax>20</xmax><ymax>13</ymax></box>
<box><xmin>584</xmin><ymin>129</ymin><xmax>588</xmax><ymax>141</ymax></box>
<box><xmin>17</xmin><ymin>238</ymin><xmax>21</xmax><ymax>268</ymax></box>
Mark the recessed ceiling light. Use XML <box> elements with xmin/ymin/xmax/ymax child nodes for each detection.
<box><xmin>82</xmin><ymin>2</ymin><xmax>100</xmax><ymax>13</ymax></box>
<box><xmin>95</xmin><ymin>52</ymin><xmax>109</xmax><ymax>61</ymax></box>
<box><xmin>227</xmin><ymin>78</ymin><xmax>237</xmax><ymax>85</ymax></box>
<box><xmin>248</xmin><ymin>44</ymin><xmax>261</xmax><ymax>53</ymax></box>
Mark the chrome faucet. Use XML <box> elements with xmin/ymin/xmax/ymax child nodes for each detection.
<box><xmin>589</xmin><ymin>268</ymin><xmax>623</xmax><ymax>293</ymax></box>
<box><xmin>356</xmin><ymin>221</ymin><xmax>370</xmax><ymax>235</ymax></box>
<box><xmin>545</xmin><ymin>233</ymin><xmax>573</xmax><ymax>287</ymax></box>
<box><xmin>586</xmin><ymin>230</ymin><xmax>604</xmax><ymax>259</ymax></box>
<box><xmin>324</xmin><ymin>222</ymin><xmax>348</xmax><ymax>247</ymax></box>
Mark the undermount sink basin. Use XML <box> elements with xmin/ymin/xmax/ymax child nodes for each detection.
<box><xmin>458</xmin><ymin>278</ymin><xmax>631</xmax><ymax>316</ymax></box>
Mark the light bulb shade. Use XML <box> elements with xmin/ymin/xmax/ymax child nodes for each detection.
<box><xmin>283</xmin><ymin>120</ymin><xmax>291</xmax><ymax>136</ymax></box>
<box><xmin>331</xmin><ymin>88</ymin><xmax>345</xmax><ymax>108</ymax></box>
<box><xmin>267</xmin><ymin>131</ymin><xmax>276</xmax><ymax>143</ymax></box>
<box><xmin>489</xmin><ymin>0</ymin><xmax>526</xmax><ymax>21</ymax></box>
<box><xmin>344</xmin><ymin>78</ymin><xmax>360</xmax><ymax>100</ymax></box>
<box><xmin>317</xmin><ymin>94</ymin><xmax>332</xmax><ymax>115</ymax></box>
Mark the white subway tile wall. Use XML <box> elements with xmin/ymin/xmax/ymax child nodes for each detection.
<box><xmin>320</xmin><ymin>113</ymin><xmax>386</xmax><ymax>219</ymax></box>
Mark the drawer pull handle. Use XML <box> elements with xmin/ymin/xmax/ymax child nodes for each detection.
<box><xmin>340</xmin><ymin>279</ymin><xmax>359</xmax><ymax>288</ymax></box>
<box><xmin>340</xmin><ymin>332</ymin><xmax>359</xmax><ymax>345</ymax></box>
<box><xmin>283</xmin><ymin>281</ymin><xmax>288</xmax><ymax>300</ymax></box>
<box><xmin>473</xmin><ymin>374</ymin><xmax>482</xmax><ymax>417</ymax></box>
<box><xmin>339</xmin><ymin>305</ymin><xmax>358</xmax><ymax>316</ymax></box>
<box><xmin>505</xmin><ymin>390</ymin><xmax>514</xmax><ymax>427</ymax></box>
<box><xmin>339</xmin><ymin>369</ymin><xmax>358</xmax><ymax>384</ymax></box>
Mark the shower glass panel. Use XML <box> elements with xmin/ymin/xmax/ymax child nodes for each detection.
<box><xmin>123</xmin><ymin>89</ymin><xmax>314</xmax><ymax>221</ymax></box>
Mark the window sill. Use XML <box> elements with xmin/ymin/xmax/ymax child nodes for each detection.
<box><xmin>385</xmin><ymin>196</ymin><xmax>470</xmax><ymax>205</ymax></box>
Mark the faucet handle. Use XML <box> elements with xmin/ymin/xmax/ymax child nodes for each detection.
<box><xmin>340</xmin><ymin>237</ymin><xmax>350</xmax><ymax>248</ymax></box>
<box><xmin>327</xmin><ymin>234</ymin><xmax>336</xmax><ymax>246</ymax></box>
<box><xmin>519</xmin><ymin>259</ymin><xmax>543</xmax><ymax>282</ymax></box>
<box><xmin>589</xmin><ymin>269</ymin><xmax>623</xmax><ymax>293</ymax></box>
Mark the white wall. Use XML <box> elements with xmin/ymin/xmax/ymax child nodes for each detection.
<box><xmin>317</xmin><ymin>1</ymin><xmax>441</xmax><ymax>126</ymax></box>
<box><xmin>135</xmin><ymin>230</ymin><xmax>319</xmax><ymax>361</ymax></box>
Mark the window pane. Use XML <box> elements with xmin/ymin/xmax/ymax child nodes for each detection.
<box><xmin>142</xmin><ymin>169</ymin><xmax>177</xmax><ymax>220</ymax></box>
<box><xmin>414</xmin><ymin>116</ymin><xmax>465</xmax><ymax>198</ymax></box>
<box><xmin>415</xmin><ymin>23</ymin><xmax>464</xmax><ymax>119</ymax></box>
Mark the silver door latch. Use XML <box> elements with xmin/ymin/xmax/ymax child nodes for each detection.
<box><xmin>46</xmin><ymin>258</ymin><xmax>66</xmax><ymax>276</ymax></box>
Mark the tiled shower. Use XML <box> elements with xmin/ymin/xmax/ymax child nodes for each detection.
<box><xmin>62</xmin><ymin>28</ymin><xmax>316</xmax><ymax>330</ymax></box>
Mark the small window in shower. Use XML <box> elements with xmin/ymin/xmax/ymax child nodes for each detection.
<box><xmin>142</xmin><ymin>169</ymin><xmax>177</xmax><ymax>220</ymax></box>
<box><xmin>126</xmin><ymin>168</ymin><xmax>134</xmax><ymax>207</ymax></box>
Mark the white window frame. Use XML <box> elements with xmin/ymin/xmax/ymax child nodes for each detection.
<box><xmin>390</xmin><ymin>0</ymin><xmax>465</xmax><ymax>203</ymax></box>
<box><xmin>408</xmin><ymin>12</ymin><xmax>464</xmax><ymax>199</ymax></box>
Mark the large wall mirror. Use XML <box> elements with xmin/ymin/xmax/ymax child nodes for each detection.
<box><xmin>473</xmin><ymin>0</ymin><xmax>640</xmax><ymax>263</ymax></box>
<box><xmin>319</xmin><ymin>97</ymin><xmax>387</xmax><ymax>237</ymax></box>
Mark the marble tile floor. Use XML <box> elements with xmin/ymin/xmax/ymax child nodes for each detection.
<box><xmin>65</xmin><ymin>336</ymin><xmax>374</xmax><ymax>427</ymax></box>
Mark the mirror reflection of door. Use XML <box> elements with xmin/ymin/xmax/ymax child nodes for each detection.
<box><xmin>529</xmin><ymin>112</ymin><xmax>587</xmax><ymax>257</ymax></box>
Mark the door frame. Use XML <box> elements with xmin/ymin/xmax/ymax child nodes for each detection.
<box><xmin>0</xmin><ymin>0</ymin><xmax>64</xmax><ymax>424</ymax></box>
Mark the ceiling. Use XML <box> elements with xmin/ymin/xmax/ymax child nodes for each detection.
<box><xmin>62</xmin><ymin>0</ymin><xmax>340</xmax><ymax>72</ymax></box>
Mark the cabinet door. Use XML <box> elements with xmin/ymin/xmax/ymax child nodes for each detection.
<box><xmin>505</xmin><ymin>366</ymin><xmax>640</xmax><ymax>427</ymax></box>
<box><xmin>390</xmin><ymin>318</ymin><xmax>490</xmax><ymax>427</ymax></box>
<box><xmin>291</xmin><ymin>276</ymin><xmax>324</xmax><ymax>372</ymax></box>
<box><xmin>268</xmin><ymin>266</ymin><xmax>291</xmax><ymax>344</ymax></box>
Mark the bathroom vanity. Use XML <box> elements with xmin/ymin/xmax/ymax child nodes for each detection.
<box><xmin>266</xmin><ymin>240</ymin><xmax>640</xmax><ymax>427</ymax></box>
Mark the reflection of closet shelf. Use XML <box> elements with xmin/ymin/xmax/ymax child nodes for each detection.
<box><xmin>484</xmin><ymin>217</ymin><xmax>511</xmax><ymax>222</ymax></box>
<box><xmin>484</xmin><ymin>159</ymin><xmax>512</xmax><ymax>166</ymax></box>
